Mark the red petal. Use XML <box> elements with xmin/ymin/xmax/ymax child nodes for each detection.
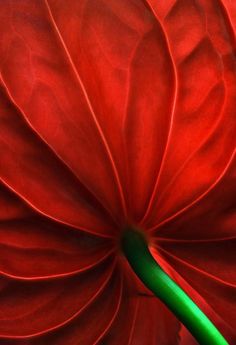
<box><xmin>0</xmin><ymin>0</ymin><xmax>126</xmax><ymax>223</ymax></box>
<box><xmin>142</xmin><ymin>0</ymin><xmax>236</xmax><ymax>229</ymax></box>
<box><xmin>0</xmin><ymin>83</ymin><xmax>116</xmax><ymax>237</ymax></box>
<box><xmin>41</xmin><ymin>0</ymin><xmax>177</xmax><ymax>221</ymax></box>
<box><xmin>0</xmin><ymin>178</ymin><xmax>113</xmax><ymax>279</ymax></box>
<box><xmin>0</xmin><ymin>1</ymin><xmax>235</xmax><ymax>344</ymax></box>
<box><xmin>22</xmin><ymin>266</ymin><xmax>122</xmax><ymax>345</ymax></box>
<box><xmin>153</xmin><ymin>154</ymin><xmax>236</xmax><ymax>240</ymax></box>
<box><xmin>223</xmin><ymin>1</ymin><xmax>236</xmax><ymax>34</ymax></box>
<box><xmin>0</xmin><ymin>259</ymin><xmax>115</xmax><ymax>338</ymax></box>
<box><xmin>0</xmin><ymin>220</ymin><xmax>113</xmax><ymax>279</ymax></box>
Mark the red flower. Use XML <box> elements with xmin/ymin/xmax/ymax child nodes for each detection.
<box><xmin>0</xmin><ymin>0</ymin><xmax>235</xmax><ymax>344</ymax></box>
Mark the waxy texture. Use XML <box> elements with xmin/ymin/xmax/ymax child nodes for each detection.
<box><xmin>0</xmin><ymin>1</ymin><xmax>235</xmax><ymax>344</ymax></box>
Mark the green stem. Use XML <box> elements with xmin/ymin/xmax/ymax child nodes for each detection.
<box><xmin>121</xmin><ymin>228</ymin><xmax>229</xmax><ymax>345</ymax></box>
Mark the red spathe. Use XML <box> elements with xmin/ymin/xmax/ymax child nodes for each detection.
<box><xmin>0</xmin><ymin>0</ymin><xmax>235</xmax><ymax>344</ymax></box>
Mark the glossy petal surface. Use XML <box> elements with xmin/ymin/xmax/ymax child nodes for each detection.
<box><xmin>0</xmin><ymin>0</ymin><xmax>235</xmax><ymax>344</ymax></box>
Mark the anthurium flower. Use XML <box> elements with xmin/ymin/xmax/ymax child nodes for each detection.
<box><xmin>0</xmin><ymin>0</ymin><xmax>235</xmax><ymax>344</ymax></box>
